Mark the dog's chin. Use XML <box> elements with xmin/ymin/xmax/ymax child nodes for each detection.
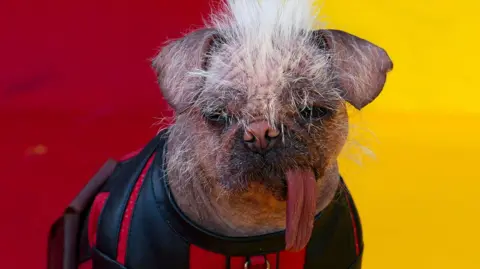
<box><xmin>261</xmin><ymin>177</ymin><xmax>288</xmax><ymax>201</ymax></box>
<box><xmin>218</xmin><ymin>172</ymin><xmax>286</xmax><ymax>200</ymax></box>
<box><xmin>220</xmin><ymin>167</ymin><xmax>321</xmax><ymax>202</ymax></box>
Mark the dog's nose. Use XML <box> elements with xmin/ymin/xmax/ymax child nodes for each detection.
<box><xmin>243</xmin><ymin>121</ymin><xmax>279</xmax><ymax>153</ymax></box>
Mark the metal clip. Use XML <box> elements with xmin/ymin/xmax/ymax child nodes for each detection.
<box><xmin>244</xmin><ymin>260</ymin><xmax>270</xmax><ymax>269</ymax></box>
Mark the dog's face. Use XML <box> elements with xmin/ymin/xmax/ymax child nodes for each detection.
<box><xmin>192</xmin><ymin>34</ymin><xmax>350</xmax><ymax>200</ymax></box>
<box><xmin>152</xmin><ymin>0</ymin><xmax>393</xmax><ymax>251</ymax></box>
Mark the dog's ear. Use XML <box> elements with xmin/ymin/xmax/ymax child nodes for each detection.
<box><xmin>152</xmin><ymin>28</ymin><xmax>220</xmax><ymax>112</ymax></box>
<box><xmin>312</xmin><ymin>29</ymin><xmax>393</xmax><ymax>109</ymax></box>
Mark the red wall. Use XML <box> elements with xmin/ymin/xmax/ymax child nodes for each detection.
<box><xmin>0</xmin><ymin>0</ymin><xmax>213</xmax><ymax>267</ymax></box>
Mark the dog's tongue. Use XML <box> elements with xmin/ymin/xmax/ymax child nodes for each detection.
<box><xmin>285</xmin><ymin>170</ymin><xmax>317</xmax><ymax>252</ymax></box>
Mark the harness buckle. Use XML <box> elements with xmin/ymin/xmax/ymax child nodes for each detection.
<box><xmin>244</xmin><ymin>256</ymin><xmax>270</xmax><ymax>269</ymax></box>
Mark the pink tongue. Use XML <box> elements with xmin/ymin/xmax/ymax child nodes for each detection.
<box><xmin>285</xmin><ymin>170</ymin><xmax>317</xmax><ymax>252</ymax></box>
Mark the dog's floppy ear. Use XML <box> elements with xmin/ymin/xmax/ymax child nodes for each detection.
<box><xmin>152</xmin><ymin>28</ymin><xmax>220</xmax><ymax>112</ymax></box>
<box><xmin>313</xmin><ymin>29</ymin><xmax>393</xmax><ymax>109</ymax></box>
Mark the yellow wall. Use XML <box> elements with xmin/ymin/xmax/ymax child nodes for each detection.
<box><xmin>318</xmin><ymin>0</ymin><xmax>480</xmax><ymax>268</ymax></box>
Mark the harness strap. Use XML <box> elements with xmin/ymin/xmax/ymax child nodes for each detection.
<box><xmin>94</xmin><ymin>130</ymin><xmax>169</xmax><ymax>265</ymax></box>
<box><xmin>47</xmin><ymin>159</ymin><xmax>117</xmax><ymax>269</ymax></box>
<box><xmin>95</xmin><ymin>134</ymin><xmax>164</xmax><ymax>258</ymax></box>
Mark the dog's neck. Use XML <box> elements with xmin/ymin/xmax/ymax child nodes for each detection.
<box><xmin>167</xmin><ymin>161</ymin><xmax>340</xmax><ymax>237</ymax></box>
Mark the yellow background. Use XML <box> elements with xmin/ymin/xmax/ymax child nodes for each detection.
<box><xmin>318</xmin><ymin>0</ymin><xmax>480</xmax><ymax>268</ymax></box>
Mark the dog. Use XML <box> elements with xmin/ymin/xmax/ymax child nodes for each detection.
<box><xmin>47</xmin><ymin>0</ymin><xmax>393</xmax><ymax>268</ymax></box>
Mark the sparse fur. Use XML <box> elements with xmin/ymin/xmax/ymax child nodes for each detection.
<box><xmin>152</xmin><ymin>0</ymin><xmax>392</xmax><ymax>238</ymax></box>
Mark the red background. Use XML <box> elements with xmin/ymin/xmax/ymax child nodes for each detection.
<box><xmin>0</xmin><ymin>0</ymin><xmax>214</xmax><ymax>268</ymax></box>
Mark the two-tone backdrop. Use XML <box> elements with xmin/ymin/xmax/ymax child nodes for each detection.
<box><xmin>1</xmin><ymin>0</ymin><xmax>478</xmax><ymax>268</ymax></box>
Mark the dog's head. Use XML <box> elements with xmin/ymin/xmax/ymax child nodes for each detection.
<box><xmin>152</xmin><ymin>0</ymin><xmax>392</xmax><ymax>251</ymax></box>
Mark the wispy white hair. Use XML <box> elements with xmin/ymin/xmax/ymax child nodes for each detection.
<box><xmin>209</xmin><ymin>0</ymin><xmax>321</xmax><ymax>38</ymax></box>
<box><xmin>206</xmin><ymin>0</ymin><xmax>324</xmax><ymax>69</ymax></box>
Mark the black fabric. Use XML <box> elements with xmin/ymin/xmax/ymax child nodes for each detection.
<box><xmin>92</xmin><ymin>248</ymin><xmax>127</xmax><ymax>269</ymax></box>
<box><xmin>96</xmin><ymin>135</ymin><xmax>164</xmax><ymax>258</ymax></box>
<box><xmin>345</xmin><ymin>187</ymin><xmax>364</xmax><ymax>250</ymax></box>
<box><xmin>348</xmin><ymin>251</ymin><xmax>363</xmax><ymax>269</ymax></box>
<box><xmin>125</xmin><ymin>133</ymin><xmax>191</xmax><ymax>269</ymax></box>
<box><xmin>77</xmin><ymin>208</ymin><xmax>93</xmax><ymax>264</ymax></box>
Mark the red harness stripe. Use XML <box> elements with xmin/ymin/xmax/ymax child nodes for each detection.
<box><xmin>266</xmin><ymin>253</ymin><xmax>278</xmax><ymax>269</ymax></box>
<box><xmin>88</xmin><ymin>192</ymin><xmax>109</xmax><ymax>247</ymax></box>
<box><xmin>83</xmin><ymin>192</ymin><xmax>110</xmax><ymax>269</ymax></box>
<box><xmin>278</xmin><ymin>249</ymin><xmax>305</xmax><ymax>269</ymax></box>
<box><xmin>344</xmin><ymin>191</ymin><xmax>360</xmax><ymax>256</ymax></box>
<box><xmin>189</xmin><ymin>245</ymin><xmax>226</xmax><ymax>269</ymax></box>
<box><xmin>191</xmin><ymin>245</ymin><xmax>296</xmax><ymax>269</ymax></box>
<box><xmin>230</xmin><ymin>256</ymin><xmax>247</xmax><ymax>269</ymax></box>
<box><xmin>116</xmin><ymin>153</ymin><xmax>156</xmax><ymax>264</ymax></box>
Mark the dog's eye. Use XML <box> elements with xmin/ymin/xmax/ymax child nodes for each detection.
<box><xmin>203</xmin><ymin>109</ymin><xmax>231</xmax><ymax>124</ymax></box>
<box><xmin>299</xmin><ymin>106</ymin><xmax>330</xmax><ymax>120</ymax></box>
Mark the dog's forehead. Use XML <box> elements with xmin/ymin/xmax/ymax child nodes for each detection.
<box><xmin>203</xmin><ymin>41</ymin><xmax>329</xmax><ymax>113</ymax></box>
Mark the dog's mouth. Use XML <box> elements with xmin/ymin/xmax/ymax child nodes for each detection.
<box><xmin>225</xmin><ymin>149</ymin><xmax>320</xmax><ymax>251</ymax></box>
<box><xmin>246</xmin><ymin>166</ymin><xmax>319</xmax><ymax>252</ymax></box>
<box><xmin>245</xmin><ymin>165</ymin><xmax>320</xmax><ymax>196</ymax></box>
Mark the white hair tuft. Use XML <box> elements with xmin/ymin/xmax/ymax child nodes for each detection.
<box><xmin>209</xmin><ymin>0</ymin><xmax>322</xmax><ymax>38</ymax></box>
<box><xmin>206</xmin><ymin>0</ymin><xmax>323</xmax><ymax>67</ymax></box>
